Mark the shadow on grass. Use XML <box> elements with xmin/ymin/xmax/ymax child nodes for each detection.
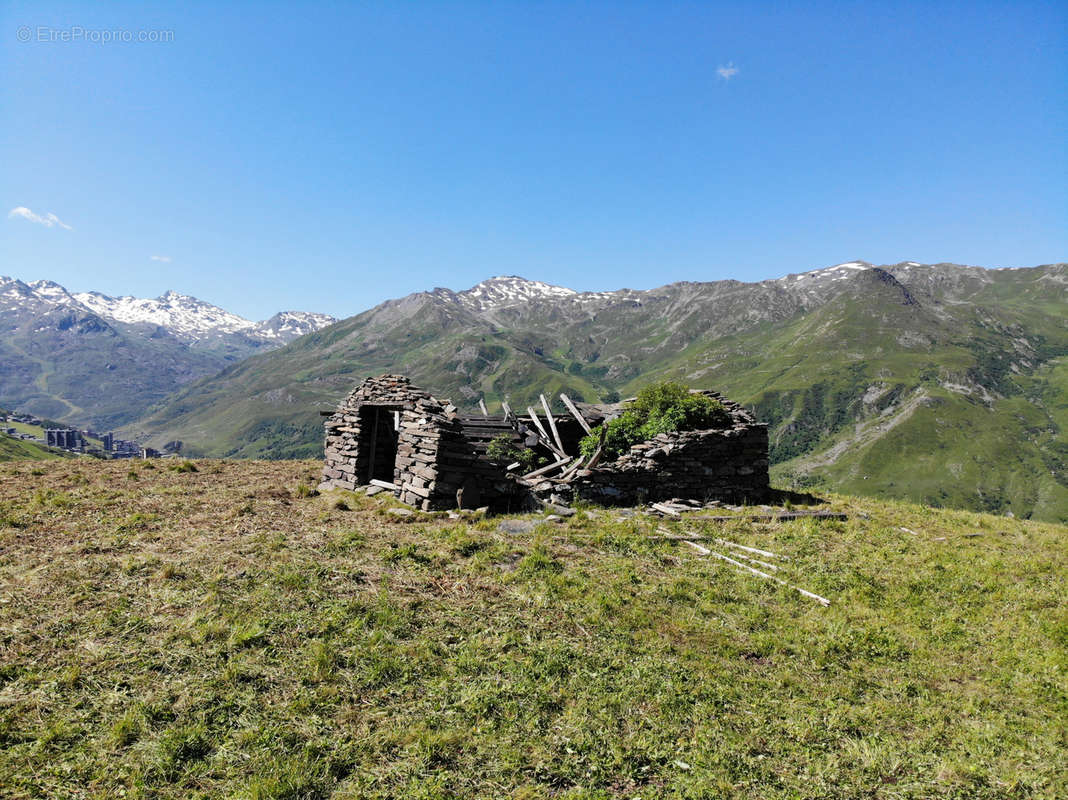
<box><xmin>766</xmin><ymin>487</ymin><xmax>827</xmax><ymax>506</ymax></box>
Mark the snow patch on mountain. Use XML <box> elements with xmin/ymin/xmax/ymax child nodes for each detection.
<box><xmin>768</xmin><ymin>261</ymin><xmax>883</xmax><ymax>292</ymax></box>
<box><xmin>254</xmin><ymin>311</ymin><xmax>338</xmax><ymax>339</ymax></box>
<box><xmin>457</xmin><ymin>276</ymin><xmax>578</xmax><ymax>310</ymax></box>
<box><xmin>28</xmin><ymin>280</ymin><xmax>79</xmax><ymax>303</ymax></box>
<box><xmin>73</xmin><ymin>290</ymin><xmax>255</xmax><ymax>337</ymax></box>
<box><xmin>448</xmin><ymin>276</ymin><xmax>642</xmax><ymax>312</ymax></box>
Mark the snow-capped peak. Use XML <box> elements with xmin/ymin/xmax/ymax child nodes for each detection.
<box><xmin>456</xmin><ymin>276</ymin><xmax>578</xmax><ymax>310</ymax></box>
<box><xmin>73</xmin><ymin>289</ymin><xmax>256</xmax><ymax>337</ymax></box>
<box><xmin>1</xmin><ymin>276</ymin><xmax>335</xmax><ymax>345</ymax></box>
<box><xmin>28</xmin><ymin>279</ymin><xmax>78</xmax><ymax>303</ymax></box>
<box><xmin>773</xmin><ymin>260</ymin><xmax>875</xmax><ymax>284</ymax></box>
<box><xmin>252</xmin><ymin>310</ymin><xmax>338</xmax><ymax>339</ymax></box>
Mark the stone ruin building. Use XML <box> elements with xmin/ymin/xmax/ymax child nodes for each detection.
<box><xmin>319</xmin><ymin>374</ymin><xmax>769</xmax><ymax>511</ymax></box>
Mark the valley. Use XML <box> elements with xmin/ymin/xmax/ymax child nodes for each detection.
<box><xmin>0</xmin><ymin>276</ymin><xmax>335</xmax><ymax>428</ymax></box>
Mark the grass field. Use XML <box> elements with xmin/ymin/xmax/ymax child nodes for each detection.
<box><xmin>0</xmin><ymin>460</ymin><xmax>1065</xmax><ymax>799</ymax></box>
<box><xmin>0</xmin><ymin>434</ymin><xmax>66</xmax><ymax>462</ymax></box>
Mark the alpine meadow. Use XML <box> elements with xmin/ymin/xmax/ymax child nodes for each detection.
<box><xmin>3</xmin><ymin>2</ymin><xmax>1066</xmax><ymax>798</ymax></box>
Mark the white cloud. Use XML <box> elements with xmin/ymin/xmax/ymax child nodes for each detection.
<box><xmin>8</xmin><ymin>206</ymin><xmax>73</xmax><ymax>230</ymax></box>
<box><xmin>717</xmin><ymin>63</ymin><xmax>739</xmax><ymax>81</ymax></box>
<box><xmin>150</xmin><ymin>255</ymin><xmax>172</xmax><ymax>263</ymax></box>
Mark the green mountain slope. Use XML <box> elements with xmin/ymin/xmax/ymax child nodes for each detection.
<box><xmin>0</xmin><ymin>304</ymin><xmax>230</xmax><ymax>429</ymax></box>
<box><xmin>0</xmin><ymin>277</ymin><xmax>336</xmax><ymax>429</ymax></box>
<box><xmin>0</xmin><ymin>436</ymin><xmax>64</xmax><ymax>461</ymax></box>
<box><xmin>125</xmin><ymin>262</ymin><xmax>1068</xmax><ymax>521</ymax></box>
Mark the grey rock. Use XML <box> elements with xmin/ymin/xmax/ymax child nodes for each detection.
<box><xmin>544</xmin><ymin>503</ymin><xmax>576</xmax><ymax>517</ymax></box>
<box><xmin>498</xmin><ymin>519</ymin><xmax>540</xmax><ymax>534</ymax></box>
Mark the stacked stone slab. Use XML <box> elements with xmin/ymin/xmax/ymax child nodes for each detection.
<box><xmin>565</xmin><ymin>390</ymin><xmax>769</xmax><ymax>506</ymax></box>
<box><xmin>320</xmin><ymin>375</ymin><xmax>446</xmax><ymax>507</ymax></box>
<box><xmin>569</xmin><ymin>424</ymin><xmax>769</xmax><ymax>506</ymax></box>
<box><xmin>319</xmin><ymin>374</ymin><xmax>525</xmax><ymax>511</ymax></box>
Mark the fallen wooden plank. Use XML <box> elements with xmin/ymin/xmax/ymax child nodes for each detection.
<box><xmin>676</xmin><ymin>511</ymin><xmax>848</xmax><ymax>524</ymax></box>
<box><xmin>652</xmin><ymin>502</ymin><xmax>682</xmax><ymax>517</ymax></box>
<box><xmin>540</xmin><ymin>394</ymin><xmax>567</xmax><ymax>454</ymax></box>
<box><xmin>683</xmin><ymin>540</ymin><xmax>711</xmax><ymax>555</ymax></box>
<box><xmin>728</xmin><ymin>551</ymin><xmax>780</xmax><ymax>572</ymax></box>
<box><xmin>525</xmin><ymin>407</ymin><xmax>566</xmax><ymax>457</ymax></box>
<box><xmin>714</xmin><ymin>538</ymin><xmax>787</xmax><ymax>561</ymax></box>
<box><xmin>655</xmin><ymin>530</ymin><xmax>789</xmax><ymax>561</ymax></box>
<box><xmin>520</xmin><ymin>455</ymin><xmax>573</xmax><ymax>480</ymax></box>
<box><xmin>557</xmin><ymin>455</ymin><xmax>586</xmax><ymax>480</ymax></box>
<box><xmin>369</xmin><ymin>479</ymin><xmax>396</xmax><ymax>490</ymax></box>
<box><xmin>705</xmin><ymin>549</ymin><xmax>830</xmax><ymax>606</ymax></box>
<box><xmin>525</xmin><ymin>406</ymin><xmax>550</xmax><ymax>441</ymax></box>
<box><xmin>580</xmin><ymin>445</ymin><xmax>603</xmax><ymax>472</ymax></box>
<box><xmin>559</xmin><ymin>393</ymin><xmax>592</xmax><ymax>434</ymax></box>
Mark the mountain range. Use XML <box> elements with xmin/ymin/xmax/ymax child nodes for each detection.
<box><xmin>2</xmin><ymin>263</ymin><xmax>1064</xmax><ymax>521</ymax></box>
<box><xmin>0</xmin><ymin>276</ymin><xmax>335</xmax><ymax>428</ymax></box>
<box><xmin>115</xmin><ymin>261</ymin><xmax>1067</xmax><ymax>522</ymax></box>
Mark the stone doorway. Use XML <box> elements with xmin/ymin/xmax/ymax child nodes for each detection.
<box><xmin>356</xmin><ymin>405</ymin><xmax>401</xmax><ymax>485</ymax></box>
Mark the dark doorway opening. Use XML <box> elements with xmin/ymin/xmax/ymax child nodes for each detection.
<box><xmin>356</xmin><ymin>405</ymin><xmax>401</xmax><ymax>485</ymax></box>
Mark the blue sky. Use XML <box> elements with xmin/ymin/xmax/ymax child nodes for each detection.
<box><xmin>2</xmin><ymin>1</ymin><xmax>1065</xmax><ymax>320</ymax></box>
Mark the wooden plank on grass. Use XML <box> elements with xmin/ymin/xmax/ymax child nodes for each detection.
<box><xmin>652</xmin><ymin>502</ymin><xmax>682</xmax><ymax>517</ymax></box>
<box><xmin>726</xmin><ymin>551</ymin><xmax>780</xmax><ymax>572</ymax></box>
<box><xmin>687</xmin><ymin>511</ymin><xmax>848</xmax><ymax>524</ymax></box>
<box><xmin>369</xmin><ymin>479</ymin><xmax>396</xmax><ymax>490</ymax></box>
<box><xmin>706</xmin><ymin>549</ymin><xmax>830</xmax><ymax>606</ymax></box>
<box><xmin>714</xmin><ymin>538</ymin><xmax>787</xmax><ymax>561</ymax></box>
<box><xmin>655</xmin><ymin>529</ymin><xmax>789</xmax><ymax>561</ymax></box>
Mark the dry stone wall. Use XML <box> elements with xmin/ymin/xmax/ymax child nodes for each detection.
<box><xmin>319</xmin><ymin>374</ymin><xmax>523</xmax><ymax>511</ymax></box>
<box><xmin>571</xmin><ymin>424</ymin><xmax>770</xmax><ymax>505</ymax></box>
<box><xmin>319</xmin><ymin>375</ymin><xmax>452</xmax><ymax>502</ymax></box>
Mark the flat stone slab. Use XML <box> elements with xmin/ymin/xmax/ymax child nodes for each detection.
<box><xmin>543</xmin><ymin>503</ymin><xmax>576</xmax><ymax>517</ymax></box>
<box><xmin>498</xmin><ymin>519</ymin><xmax>540</xmax><ymax>535</ymax></box>
<box><xmin>386</xmin><ymin>508</ymin><xmax>415</xmax><ymax>518</ymax></box>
